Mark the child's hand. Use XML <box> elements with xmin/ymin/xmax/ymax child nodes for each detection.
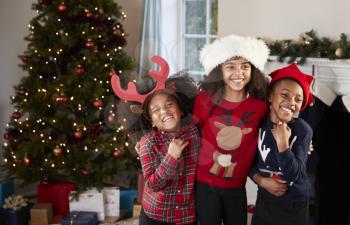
<box><xmin>271</xmin><ymin>121</ymin><xmax>291</xmax><ymax>152</ymax></box>
<box><xmin>168</xmin><ymin>138</ymin><xmax>189</xmax><ymax>159</ymax></box>
<box><xmin>260</xmin><ymin>177</ymin><xmax>288</xmax><ymax>197</ymax></box>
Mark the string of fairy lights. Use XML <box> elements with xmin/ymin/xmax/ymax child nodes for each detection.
<box><xmin>2</xmin><ymin>2</ymin><xmax>135</xmax><ymax>174</ymax></box>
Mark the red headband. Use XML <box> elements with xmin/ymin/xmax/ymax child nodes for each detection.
<box><xmin>110</xmin><ymin>55</ymin><xmax>170</xmax><ymax>103</ymax></box>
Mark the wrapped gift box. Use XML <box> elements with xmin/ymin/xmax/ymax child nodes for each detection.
<box><xmin>31</xmin><ymin>203</ymin><xmax>53</xmax><ymax>225</ymax></box>
<box><xmin>0</xmin><ymin>202</ymin><xmax>32</xmax><ymax>225</ymax></box>
<box><xmin>0</xmin><ymin>179</ymin><xmax>14</xmax><ymax>207</ymax></box>
<box><xmin>120</xmin><ymin>190</ymin><xmax>137</xmax><ymax>217</ymax></box>
<box><xmin>61</xmin><ymin>211</ymin><xmax>98</xmax><ymax>225</ymax></box>
<box><xmin>102</xmin><ymin>187</ymin><xmax>119</xmax><ymax>217</ymax></box>
<box><xmin>37</xmin><ymin>182</ymin><xmax>76</xmax><ymax>215</ymax></box>
<box><xmin>132</xmin><ymin>204</ymin><xmax>141</xmax><ymax>218</ymax></box>
<box><xmin>69</xmin><ymin>189</ymin><xmax>104</xmax><ymax>221</ymax></box>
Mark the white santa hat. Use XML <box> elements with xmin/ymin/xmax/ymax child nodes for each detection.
<box><xmin>199</xmin><ymin>34</ymin><xmax>270</xmax><ymax>74</ymax></box>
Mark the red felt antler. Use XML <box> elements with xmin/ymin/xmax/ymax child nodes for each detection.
<box><xmin>111</xmin><ymin>55</ymin><xmax>169</xmax><ymax>103</ymax></box>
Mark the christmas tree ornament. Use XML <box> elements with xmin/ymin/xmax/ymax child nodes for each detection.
<box><xmin>12</xmin><ymin>111</ymin><xmax>22</xmax><ymax>120</ymax></box>
<box><xmin>19</xmin><ymin>89</ymin><xmax>27</xmax><ymax>96</ymax></box>
<box><xmin>58</xmin><ymin>2</ymin><xmax>66</xmax><ymax>13</ymax></box>
<box><xmin>108</xmin><ymin>114</ymin><xmax>115</xmax><ymax>123</ymax></box>
<box><xmin>74</xmin><ymin>130</ymin><xmax>82</xmax><ymax>139</ymax></box>
<box><xmin>113</xmin><ymin>148</ymin><xmax>122</xmax><ymax>158</ymax></box>
<box><xmin>85</xmin><ymin>10</ymin><xmax>92</xmax><ymax>18</ymax></box>
<box><xmin>19</xmin><ymin>55</ymin><xmax>28</xmax><ymax>62</ymax></box>
<box><xmin>28</xmin><ymin>33</ymin><xmax>35</xmax><ymax>40</ymax></box>
<box><xmin>82</xmin><ymin>167</ymin><xmax>89</xmax><ymax>176</ymax></box>
<box><xmin>23</xmin><ymin>154</ymin><xmax>30</xmax><ymax>166</ymax></box>
<box><xmin>53</xmin><ymin>146</ymin><xmax>63</xmax><ymax>156</ymax></box>
<box><xmin>335</xmin><ymin>48</ymin><xmax>342</xmax><ymax>58</ymax></box>
<box><xmin>86</xmin><ymin>39</ymin><xmax>94</xmax><ymax>48</ymax></box>
<box><xmin>113</xmin><ymin>29</ymin><xmax>121</xmax><ymax>36</ymax></box>
<box><xmin>56</xmin><ymin>96</ymin><xmax>68</xmax><ymax>103</ymax></box>
<box><xmin>75</xmin><ymin>65</ymin><xmax>84</xmax><ymax>76</ymax></box>
<box><xmin>109</xmin><ymin>71</ymin><xmax>116</xmax><ymax>77</ymax></box>
<box><xmin>93</xmin><ymin>99</ymin><xmax>102</xmax><ymax>108</ymax></box>
<box><xmin>3</xmin><ymin>132</ymin><xmax>12</xmax><ymax>140</ymax></box>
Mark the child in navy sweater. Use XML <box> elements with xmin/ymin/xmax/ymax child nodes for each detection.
<box><xmin>250</xmin><ymin>64</ymin><xmax>314</xmax><ymax>225</ymax></box>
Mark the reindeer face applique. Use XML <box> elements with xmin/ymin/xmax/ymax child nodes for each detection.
<box><xmin>209</xmin><ymin>110</ymin><xmax>255</xmax><ymax>179</ymax></box>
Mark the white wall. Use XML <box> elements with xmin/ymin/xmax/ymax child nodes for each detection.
<box><xmin>118</xmin><ymin>0</ymin><xmax>143</xmax><ymax>62</ymax></box>
<box><xmin>219</xmin><ymin>0</ymin><xmax>350</xmax><ymax>39</ymax></box>
<box><xmin>0</xmin><ymin>1</ymin><xmax>35</xmax><ymax>146</ymax></box>
<box><xmin>0</xmin><ymin>1</ymin><xmax>143</xmax><ymax>146</ymax></box>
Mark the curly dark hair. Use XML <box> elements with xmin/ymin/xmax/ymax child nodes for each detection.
<box><xmin>116</xmin><ymin>73</ymin><xmax>198</xmax><ymax>144</ymax></box>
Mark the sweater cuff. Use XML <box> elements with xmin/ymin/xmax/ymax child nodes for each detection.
<box><xmin>277</xmin><ymin>148</ymin><xmax>294</xmax><ymax>165</ymax></box>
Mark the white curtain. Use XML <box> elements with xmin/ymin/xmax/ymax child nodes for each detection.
<box><xmin>138</xmin><ymin>0</ymin><xmax>162</xmax><ymax>78</ymax></box>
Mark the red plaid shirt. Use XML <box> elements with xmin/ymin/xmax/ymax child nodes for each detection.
<box><xmin>139</xmin><ymin>124</ymin><xmax>200</xmax><ymax>225</ymax></box>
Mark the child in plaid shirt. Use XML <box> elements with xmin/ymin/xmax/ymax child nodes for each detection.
<box><xmin>138</xmin><ymin>86</ymin><xmax>201</xmax><ymax>225</ymax></box>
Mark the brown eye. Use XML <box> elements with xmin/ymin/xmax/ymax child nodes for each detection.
<box><xmin>242</xmin><ymin>64</ymin><xmax>251</xmax><ymax>70</ymax></box>
<box><xmin>295</xmin><ymin>98</ymin><xmax>303</xmax><ymax>103</ymax></box>
<box><xmin>280</xmin><ymin>93</ymin><xmax>288</xmax><ymax>98</ymax></box>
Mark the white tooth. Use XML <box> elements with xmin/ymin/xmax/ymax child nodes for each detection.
<box><xmin>162</xmin><ymin>116</ymin><xmax>173</xmax><ymax>122</ymax></box>
<box><xmin>281</xmin><ymin>107</ymin><xmax>292</xmax><ymax>113</ymax></box>
<box><xmin>231</xmin><ymin>79</ymin><xmax>243</xmax><ymax>83</ymax></box>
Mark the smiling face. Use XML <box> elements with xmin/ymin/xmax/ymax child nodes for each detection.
<box><xmin>269</xmin><ymin>79</ymin><xmax>304</xmax><ymax>123</ymax></box>
<box><xmin>148</xmin><ymin>93</ymin><xmax>183</xmax><ymax>135</ymax></box>
<box><xmin>221</xmin><ymin>57</ymin><xmax>252</xmax><ymax>95</ymax></box>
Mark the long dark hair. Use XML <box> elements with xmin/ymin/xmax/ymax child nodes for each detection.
<box><xmin>199</xmin><ymin>63</ymin><xmax>269</xmax><ymax>113</ymax></box>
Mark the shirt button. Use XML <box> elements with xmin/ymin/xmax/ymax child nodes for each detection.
<box><xmin>179</xmin><ymin>173</ymin><xmax>183</xmax><ymax>176</ymax></box>
<box><xmin>177</xmin><ymin>190</ymin><xmax>181</xmax><ymax>193</ymax></box>
<box><xmin>176</xmin><ymin>206</ymin><xmax>179</xmax><ymax>209</ymax></box>
<box><xmin>266</xmin><ymin>165</ymin><xmax>269</xmax><ymax>168</ymax></box>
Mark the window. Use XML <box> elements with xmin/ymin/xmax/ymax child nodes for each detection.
<box><xmin>182</xmin><ymin>0</ymin><xmax>218</xmax><ymax>80</ymax></box>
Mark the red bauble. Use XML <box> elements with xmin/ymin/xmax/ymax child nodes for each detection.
<box><xmin>75</xmin><ymin>65</ymin><xmax>84</xmax><ymax>76</ymax></box>
<box><xmin>82</xmin><ymin>168</ymin><xmax>89</xmax><ymax>176</ymax></box>
<box><xmin>113</xmin><ymin>29</ymin><xmax>121</xmax><ymax>36</ymax></box>
<box><xmin>74</xmin><ymin>130</ymin><xmax>82</xmax><ymax>139</ymax></box>
<box><xmin>19</xmin><ymin>55</ymin><xmax>28</xmax><ymax>62</ymax></box>
<box><xmin>109</xmin><ymin>71</ymin><xmax>116</xmax><ymax>77</ymax></box>
<box><xmin>86</xmin><ymin>40</ymin><xmax>94</xmax><ymax>48</ymax></box>
<box><xmin>56</xmin><ymin>96</ymin><xmax>68</xmax><ymax>103</ymax></box>
<box><xmin>23</xmin><ymin>154</ymin><xmax>30</xmax><ymax>166</ymax></box>
<box><xmin>93</xmin><ymin>99</ymin><xmax>102</xmax><ymax>108</ymax></box>
<box><xmin>27</xmin><ymin>33</ymin><xmax>35</xmax><ymax>40</ymax></box>
<box><xmin>113</xmin><ymin>148</ymin><xmax>122</xmax><ymax>158</ymax></box>
<box><xmin>3</xmin><ymin>133</ymin><xmax>12</xmax><ymax>140</ymax></box>
<box><xmin>12</xmin><ymin>111</ymin><xmax>22</xmax><ymax>120</ymax></box>
<box><xmin>85</xmin><ymin>10</ymin><xmax>92</xmax><ymax>17</ymax></box>
<box><xmin>53</xmin><ymin>147</ymin><xmax>63</xmax><ymax>156</ymax></box>
<box><xmin>58</xmin><ymin>2</ymin><xmax>66</xmax><ymax>12</ymax></box>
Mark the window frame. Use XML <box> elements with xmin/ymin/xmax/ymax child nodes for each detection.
<box><xmin>181</xmin><ymin>0</ymin><xmax>218</xmax><ymax>80</ymax></box>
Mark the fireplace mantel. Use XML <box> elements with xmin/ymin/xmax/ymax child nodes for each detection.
<box><xmin>266</xmin><ymin>56</ymin><xmax>350</xmax><ymax>96</ymax></box>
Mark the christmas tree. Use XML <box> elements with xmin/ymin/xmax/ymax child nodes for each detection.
<box><xmin>1</xmin><ymin>0</ymin><xmax>139</xmax><ymax>191</ymax></box>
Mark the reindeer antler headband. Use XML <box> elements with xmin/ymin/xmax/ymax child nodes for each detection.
<box><xmin>111</xmin><ymin>55</ymin><xmax>170</xmax><ymax>103</ymax></box>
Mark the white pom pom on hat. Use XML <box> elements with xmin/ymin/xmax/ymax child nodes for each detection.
<box><xmin>199</xmin><ymin>34</ymin><xmax>270</xmax><ymax>74</ymax></box>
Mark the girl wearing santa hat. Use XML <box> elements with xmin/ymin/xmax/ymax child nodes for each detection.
<box><xmin>193</xmin><ymin>34</ymin><xmax>270</xmax><ymax>225</ymax></box>
<box><xmin>250</xmin><ymin>64</ymin><xmax>314</xmax><ymax>225</ymax></box>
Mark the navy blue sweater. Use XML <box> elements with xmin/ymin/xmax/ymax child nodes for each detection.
<box><xmin>251</xmin><ymin>117</ymin><xmax>313</xmax><ymax>202</ymax></box>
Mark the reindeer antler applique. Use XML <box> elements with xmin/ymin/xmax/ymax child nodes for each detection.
<box><xmin>110</xmin><ymin>55</ymin><xmax>170</xmax><ymax>103</ymax></box>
